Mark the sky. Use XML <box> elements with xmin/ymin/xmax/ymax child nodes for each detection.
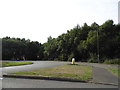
<box><xmin>0</xmin><ymin>0</ymin><xmax>119</xmax><ymax>43</ymax></box>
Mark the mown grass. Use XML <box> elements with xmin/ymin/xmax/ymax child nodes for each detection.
<box><xmin>0</xmin><ymin>61</ymin><xmax>33</xmax><ymax>67</ymax></box>
<box><xmin>9</xmin><ymin>64</ymin><xmax>93</xmax><ymax>81</ymax></box>
<box><xmin>108</xmin><ymin>67</ymin><xmax>120</xmax><ymax>77</ymax></box>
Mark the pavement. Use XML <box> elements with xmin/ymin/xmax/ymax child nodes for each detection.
<box><xmin>1</xmin><ymin>61</ymin><xmax>120</xmax><ymax>88</ymax></box>
<box><xmin>92</xmin><ymin>67</ymin><xmax>119</xmax><ymax>85</ymax></box>
<box><xmin>76</xmin><ymin>62</ymin><xmax>119</xmax><ymax>85</ymax></box>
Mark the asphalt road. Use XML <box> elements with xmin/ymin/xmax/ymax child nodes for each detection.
<box><xmin>2</xmin><ymin>61</ymin><xmax>68</xmax><ymax>74</ymax></box>
<box><xmin>1</xmin><ymin>61</ymin><xmax>119</xmax><ymax>88</ymax></box>
<box><xmin>1</xmin><ymin>77</ymin><xmax>118</xmax><ymax>88</ymax></box>
<box><xmin>2</xmin><ymin>61</ymin><xmax>118</xmax><ymax>74</ymax></box>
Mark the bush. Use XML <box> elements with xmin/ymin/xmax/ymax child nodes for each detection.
<box><xmin>68</xmin><ymin>53</ymin><xmax>75</xmax><ymax>61</ymax></box>
<box><xmin>88</xmin><ymin>59</ymin><xmax>98</xmax><ymax>63</ymax></box>
<box><xmin>103</xmin><ymin>59</ymin><xmax>120</xmax><ymax>64</ymax></box>
<box><xmin>88</xmin><ymin>53</ymin><xmax>98</xmax><ymax>63</ymax></box>
<box><xmin>54</xmin><ymin>58</ymin><xmax>59</xmax><ymax>61</ymax></box>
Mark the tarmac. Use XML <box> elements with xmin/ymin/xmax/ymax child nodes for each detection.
<box><xmin>2</xmin><ymin>61</ymin><xmax>119</xmax><ymax>86</ymax></box>
<box><xmin>91</xmin><ymin>67</ymin><xmax>119</xmax><ymax>86</ymax></box>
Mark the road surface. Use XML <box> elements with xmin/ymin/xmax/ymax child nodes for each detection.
<box><xmin>1</xmin><ymin>77</ymin><xmax>118</xmax><ymax>88</ymax></box>
<box><xmin>2</xmin><ymin>61</ymin><xmax>68</xmax><ymax>74</ymax></box>
<box><xmin>1</xmin><ymin>61</ymin><xmax>119</xmax><ymax>88</ymax></box>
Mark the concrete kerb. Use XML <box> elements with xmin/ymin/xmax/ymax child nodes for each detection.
<box><xmin>3</xmin><ymin>74</ymin><xmax>88</xmax><ymax>83</ymax></box>
<box><xmin>3</xmin><ymin>74</ymin><xmax>118</xmax><ymax>86</ymax></box>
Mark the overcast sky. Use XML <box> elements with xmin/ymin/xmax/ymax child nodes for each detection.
<box><xmin>0</xmin><ymin>0</ymin><xmax>119</xmax><ymax>43</ymax></box>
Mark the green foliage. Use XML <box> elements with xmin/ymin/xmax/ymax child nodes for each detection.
<box><xmin>43</xmin><ymin>20</ymin><xmax>120</xmax><ymax>63</ymax></box>
<box><xmin>88</xmin><ymin>53</ymin><xmax>98</xmax><ymax>63</ymax></box>
<box><xmin>108</xmin><ymin>67</ymin><xmax>120</xmax><ymax>77</ymax></box>
<box><xmin>2</xmin><ymin>20</ymin><xmax>120</xmax><ymax>63</ymax></box>
<box><xmin>2</xmin><ymin>37</ymin><xmax>44</xmax><ymax>60</ymax></box>
<box><xmin>103</xmin><ymin>59</ymin><xmax>120</xmax><ymax>64</ymax></box>
<box><xmin>68</xmin><ymin>53</ymin><xmax>74</xmax><ymax>61</ymax></box>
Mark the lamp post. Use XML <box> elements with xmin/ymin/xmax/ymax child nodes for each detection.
<box><xmin>13</xmin><ymin>52</ymin><xmax>15</xmax><ymax>60</ymax></box>
<box><xmin>97</xmin><ymin>29</ymin><xmax>100</xmax><ymax>63</ymax></box>
<box><xmin>118</xmin><ymin>1</ymin><xmax>120</xmax><ymax>24</ymax></box>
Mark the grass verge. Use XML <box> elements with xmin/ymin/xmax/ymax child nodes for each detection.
<box><xmin>108</xmin><ymin>67</ymin><xmax>120</xmax><ymax>77</ymax></box>
<box><xmin>9</xmin><ymin>64</ymin><xmax>93</xmax><ymax>81</ymax></box>
<box><xmin>0</xmin><ymin>61</ymin><xmax>33</xmax><ymax>67</ymax></box>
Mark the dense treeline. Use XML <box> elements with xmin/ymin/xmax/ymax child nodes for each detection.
<box><xmin>44</xmin><ymin>20</ymin><xmax>120</xmax><ymax>63</ymax></box>
<box><xmin>2</xmin><ymin>37</ymin><xmax>44</xmax><ymax>60</ymax></box>
<box><xmin>1</xmin><ymin>20</ymin><xmax>120</xmax><ymax>63</ymax></box>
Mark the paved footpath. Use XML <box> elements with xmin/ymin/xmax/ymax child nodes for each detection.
<box><xmin>92</xmin><ymin>67</ymin><xmax>119</xmax><ymax>85</ymax></box>
<box><xmin>76</xmin><ymin>62</ymin><xmax>119</xmax><ymax>85</ymax></box>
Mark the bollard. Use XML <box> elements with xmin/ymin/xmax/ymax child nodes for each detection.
<box><xmin>71</xmin><ymin>58</ymin><xmax>75</xmax><ymax>64</ymax></box>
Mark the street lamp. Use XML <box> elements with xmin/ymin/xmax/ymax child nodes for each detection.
<box><xmin>118</xmin><ymin>1</ymin><xmax>120</xmax><ymax>24</ymax></box>
<box><xmin>13</xmin><ymin>51</ymin><xmax>15</xmax><ymax>60</ymax></box>
<box><xmin>97</xmin><ymin>29</ymin><xmax>100</xmax><ymax>63</ymax></box>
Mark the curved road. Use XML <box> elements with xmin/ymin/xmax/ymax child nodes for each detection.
<box><xmin>2</xmin><ymin>61</ymin><xmax>118</xmax><ymax>74</ymax></box>
<box><xmin>1</xmin><ymin>61</ymin><xmax>118</xmax><ymax>88</ymax></box>
<box><xmin>2</xmin><ymin>61</ymin><xmax>68</xmax><ymax>74</ymax></box>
